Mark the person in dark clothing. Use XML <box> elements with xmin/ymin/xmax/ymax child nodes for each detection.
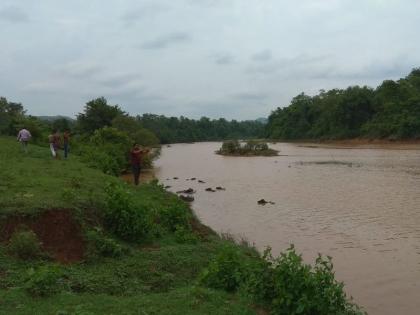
<box><xmin>130</xmin><ymin>144</ymin><xmax>149</xmax><ymax>186</ymax></box>
<box><xmin>63</xmin><ymin>130</ymin><xmax>70</xmax><ymax>159</ymax></box>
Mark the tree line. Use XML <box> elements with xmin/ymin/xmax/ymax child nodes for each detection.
<box><xmin>266</xmin><ymin>68</ymin><xmax>420</xmax><ymax>140</ymax></box>
<box><xmin>0</xmin><ymin>96</ymin><xmax>265</xmax><ymax>174</ymax></box>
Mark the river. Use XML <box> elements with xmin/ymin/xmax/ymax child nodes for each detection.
<box><xmin>154</xmin><ymin>142</ymin><xmax>420</xmax><ymax>315</ymax></box>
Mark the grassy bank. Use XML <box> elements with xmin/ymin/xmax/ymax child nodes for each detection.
<box><xmin>0</xmin><ymin>136</ymin><xmax>364</xmax><ymax>315</ymax></box>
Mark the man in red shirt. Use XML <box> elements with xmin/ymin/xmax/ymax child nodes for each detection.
<box><xmin>130</xmin><ymin>144</ymin><xmax>149</xmax><ymax>186</ymax></box>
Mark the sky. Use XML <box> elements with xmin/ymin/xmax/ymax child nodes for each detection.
<box><xmin>1</xmin><ymin>0</ymin><xmax>420</xmax><ymax>120</ymax></box>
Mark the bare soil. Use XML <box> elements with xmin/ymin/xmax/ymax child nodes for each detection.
<box><xmin>0</xmin><ymin>209</ymin><xmax>85</xmax><ymax>264</ymax></box>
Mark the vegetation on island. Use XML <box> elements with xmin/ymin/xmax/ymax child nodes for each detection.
<box><xmin>217</xmin><ymin>140</ymin><xmax>278</xmax><ymax>156</ymax></box>
<box><xmin>266</xmin><ymin>68</ymin><xmax>420</xmax><ymax>140</ymax></box>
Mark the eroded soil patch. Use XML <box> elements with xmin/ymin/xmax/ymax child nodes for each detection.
<box><xmin>0</xmin><ymin>209</ymin><xmax>85</xmax><ymax>264</ymax></box>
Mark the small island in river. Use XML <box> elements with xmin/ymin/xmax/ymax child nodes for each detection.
<box><xmin>216</xmin><ymin>140</ymin><xmax>279</xmax><ymax>156</ymax></box>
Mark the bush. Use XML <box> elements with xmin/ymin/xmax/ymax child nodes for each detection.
<box><xmin>86</xmin><ymin>229</ymin><xmax>126</xmax><ymax>258</ymax></box>
<box><xmin>217</xmin><ymin>140</ymin><xmax>277</xmax><ymax>156</ymax></box>
<box><xmin>104</xmin><ymin>182</ymin><xmax>150</xmax><ymax>241</ymax></box>
<box><xmin>174</xmin><ymin>225</ymin><xmax>199</xmax><ymax>244</ymax></box>
<box><xmin>8</xmin><ymin>229</ymin><xmax>43</xmax><ymax>260</ymax></box>
<box><xmin>261</xmin><ymin>246</ymin><xmax>363</xmax><ymax>315</ymax></box>
<box><xmin>80</xmin><ymin>127</ymin><xmax>131</xmax><ymax>175</ymax></box>
<box><xmin>201</xmin><ymin>245</ymin><xmax>364</xmax><ymax>315</ymax></box>
<box><xmin>199</xmin><ymin>245</ymin><xmax>245</xmax><ymax>292</ymax></box>
<box><xmin>155</xmin><ymin>202</ymin><xmax>191</xmax><ymax>232</ymax></box>
<box><xmin>25</xmin><ymin>265</ymin><xmax>64</xmax><ymax>297</ymax></box>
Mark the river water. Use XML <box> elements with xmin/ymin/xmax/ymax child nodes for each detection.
<box><xmin>154</xmin><ymin>142</ymin><xmax>420</xmax><ymax>315</ymax></box>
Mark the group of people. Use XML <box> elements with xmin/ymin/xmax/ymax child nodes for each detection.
<box><xmin>17</xmin><ymin>127</ymin><xmax>70</xmax><ymax>159</ymax></box>
<box><xmin>17</xmin><ymin>127</ymin><xmax>149</xmax><ymax>186</ymax></box>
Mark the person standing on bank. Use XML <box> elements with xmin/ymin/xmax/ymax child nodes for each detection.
<box><xmin>17</xmin><ymin>127</ymin><xmax>32</xmax><ymax>152</ymax></box>
<box><xmin>48</xmin><ymin>130</ymin><xmax>61</xmax><ymax>159</ymax></box>
<box><xmin>63</xmin><ymin>130</ymin><xmax>70</xmax><ymax>159</ymax></box>
<box><xmin>130</xmin><ymin>144</ymin><xmax>149</xmax><ymax>186</ymax></box>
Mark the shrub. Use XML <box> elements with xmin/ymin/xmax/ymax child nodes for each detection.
<box><xmin>199</xmin><ymin>245</ymin><xmax>245</xmax><ymax>292</ymax></box>
<box><xmin>8</xmin><ymin>229</ymin><xmax>43</xmax><ymax>260</ymax></box>
<box><xmin>104</xmin><ymin>182</ymin><xmax>150</xmax><ymax>241</ymax></box>
<box><xmin>80</xmin><ymin>127</ymin><xmax>131</xmax><ymax>175</ymax></box>
<box><xmin>219</xmin><ymin>140</ymin><xmax>240</xmax><ymax>154</ymax></box>
<box><xmin>217</xmin><ymin>140</ymin><xmax>277</xmax><ymax>156</ymax></box>
<box><xmin>174</xmin><ymin>225</ymin><xmax>199</xmax><ymax>244</ymax></box>
<box><xmin>262</xmin><ymin>246</ymin><xmax>363</xmax><ymax>315</ymax></box>
<box><xmin>25</xmin><ymin>265</ymin><xmax>64</xmax><ymax>297</ymax></box>
<box><xmin>86</xmin><ymin>229</ymin><xmax>126</xmax><ymax>258</ymax></box>
<box><xmin>201</xmin><ymin>245</ymin><xmax>364</xmax><ymax>315</ymax></box>
<box><xmin>156</xmin><ymin>202</ymin><xmax>191</xmax><ymax>232</ymax></box>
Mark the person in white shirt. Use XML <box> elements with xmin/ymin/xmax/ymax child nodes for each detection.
<box><xmin>17</xmin><ymin>127</ymin><xmax>32</xmax><ymax>152</ymax></box>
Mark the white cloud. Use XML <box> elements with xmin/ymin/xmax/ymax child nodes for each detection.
<box><xmin>1</xmin><ymin>0</ymin><xmax>420</xmax><ymax>119</ymax></box>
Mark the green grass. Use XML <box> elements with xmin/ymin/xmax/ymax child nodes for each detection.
<box><xmin>0</xmin><ymin>136</ymin><xmax>260</xmax><ymax>315</ymax></box>
<box><xmin>0</xmin><ymin>137</ymin><xmax>112</xmax><ymax>215</ymax></box>
<box><xmin>0</xmin><ymin>287</ymin><xmax>256</xmax><ymax>315</ymax></box>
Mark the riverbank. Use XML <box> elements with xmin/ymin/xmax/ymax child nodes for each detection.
<box><xmin>0</xmin><ymin>136</ymin><xmax>363</xmax><ymax>315</ymax></box>
<box><xmin>0</xmin><ymin>136</ymin><xmax>256</xmax><ymax>314</ymax></box>
<box><xmin>274</xmin><ymin>138</ymin><xmax>420</xmax><ymax>150</ymax></box>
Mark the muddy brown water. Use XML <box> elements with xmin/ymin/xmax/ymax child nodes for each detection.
<box><xmin>155</xmin><ymin>142</ymin><xmax>420</xmax><ymax>315</ymax></box>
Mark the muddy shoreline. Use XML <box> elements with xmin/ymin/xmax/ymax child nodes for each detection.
<box><xmin>281</xmin><ymin>138</ymin><xmax>420</xmax><ymax>150</ymax></box>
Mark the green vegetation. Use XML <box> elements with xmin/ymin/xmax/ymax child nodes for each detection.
<box><xmin>266</xmin><ymin>68</ymin><xmax>420</xmax><ymax>140</ymax></box>
<box><xmin>0</xmin><ymin>136</ymin><xmax>363</xmax><ymax>314</ymax></box>
<box><xmin>137</xmin><ymin>114</ymin><xmax>265</xmax><ymax>144</ymax></box>
<box><xmin>217</xmin><ymin>140</ymin><xmax>278</xmax><ymax>156</ymax></box>
<box><xmin>8</xmin><ymin>230</ymin><xmax>43</xmax><ymax>260</ymax></box>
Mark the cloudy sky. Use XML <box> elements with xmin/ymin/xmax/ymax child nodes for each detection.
<box><xmin>1</xmin><ymin>0</ymin><xmax>419</xmax><ymax>120</ymax></box>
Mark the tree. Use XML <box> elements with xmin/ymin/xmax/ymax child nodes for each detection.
<box><xmin>76</xmin><ymin>97</ymin><xmax>124</xmax><ymax>135</ymax></box>
<box><xmin>0</xmin><ymin>97</ymin><xmax>26</xmax><ymax>135</ymax></box>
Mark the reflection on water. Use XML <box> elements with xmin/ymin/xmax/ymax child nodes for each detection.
<box><xmin>155</xmin><ymin>142</ymin><xmax>420</xmax><ymax>315</ymax></box>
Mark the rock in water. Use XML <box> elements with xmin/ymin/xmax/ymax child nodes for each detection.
<box><xmin>176</xmin><ymin>188</ymin><xmax>195</xmax><ymax>194</ymax></box>
<box><xmin>205</xmin><ymin>187</ymin><xmax>216</xmax><ymax>192</ymax></box>
<box><xmin>257</xmin><ymin>199</ymin><xmax>268</xmax><ymax>205</ymax></box>
<box><xmin>180</xmin><ymin>195</ymin><xmax>194</xmax><ymax>202</ymax></box>
<box><xmin>198</xmin><ymin>180</ymin><xmax>205</xmax><ymax>183</ymax></box>
<box><xmin>215</xmin><ymin>186</ymin><xmax>226</xmax><ymax>190</ymax></box>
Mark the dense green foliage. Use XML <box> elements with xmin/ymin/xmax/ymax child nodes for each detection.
<box><xmin>76</xmin><ymin>97</ymin><xmax>124</xmax><ymax>135</ymax></box>
<box><xmin>200</xmin><ymin>245</ymin><xmax>364</xmax><ymax>315</ymax></box>
<box><xmin>137</xmin><ymin>114</ymin><xmax>265</xmax><ymax>143</ymax></box>
<box><xmin>103</xmin><ymin>181</ymin><xmax>151</xmax><ymax>241</ymax></box>
<box><xmin>217</xmin><ymin>140</ymin><xmax>278</xmax><ymax>156</ymax></box>
<box><xmin>24</xmin><ymin>265</ymin><xmax>65</xmax><ymax>297</ymax></box>
<box><xmin>267</xmin><ymin>68</ymin><xmax>420</xmax><ymax>140</ymax></box>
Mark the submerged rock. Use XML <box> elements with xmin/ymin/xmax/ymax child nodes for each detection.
<box><xmin>180</xmin><ymin>195</ymin><xmax>194</xmax><ymax>202</ymax></box>
<box><xmin>257</xmin><ymin>199</ymin><xmax>275</xmax><ymax>205</ymax></box>
<box><xmin>205</xmin><ymin>188</ymin><xmax>216</xmax><ymax>192</ymax></box>
<box><xmin>198</xmin><ymin>180</ymin><xmax>205</xmax><ymax>183</ymax></box>
<box><xmin>164</xmin><ymin>185</ymin><xmax>171</xmax><ymax>189</ymax></box>
<box><xmin>257</xmin><ymin>199</ymin><xmax>268</xmax><ymax>205</ymax></box>
<box><xmin>190</xmin><ymin>177</ymin><xmax>196</xmax><ymax>180</ymax></box>
<box><xmin>173</xmin><ymin>177</ymin><xmax>179</xmax><ymax>180</ymax></box>
<box><xmin>176</xmin><ymin>188</ymin><xmax>195</xmax><ymax>194</ymax></box>
<box><xmin>215</xmin><ymin>186</ymin><xmax>226</xmax><ymax>191</ymax></box>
